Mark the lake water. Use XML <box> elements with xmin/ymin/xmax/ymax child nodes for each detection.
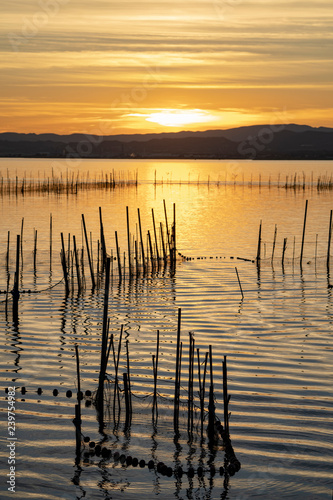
<box><xmin>0</xmin><ymin>159</ymin><xmax>332</xmax><ymax>499</ymax></box>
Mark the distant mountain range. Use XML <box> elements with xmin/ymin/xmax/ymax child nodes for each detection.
<box><xmin>1</xmin><ymin>124</ymin><xmax>332</xmax><ymax>160</ymax></box>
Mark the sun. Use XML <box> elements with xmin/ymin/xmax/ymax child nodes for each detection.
<box><xmin>145</xmin><ymin>109</ymin><xmax>217</xmax><ymax>128</ymax></box>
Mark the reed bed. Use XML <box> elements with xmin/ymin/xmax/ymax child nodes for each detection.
<box><xmin>0</xmin><ymin>168</ymin><xmax>138</xmax><ymax>196</ymax></box>
<box><xmin>1</xmin><ymin>169</ymin><xmax>333</xmax><ymax>196</ymax></box>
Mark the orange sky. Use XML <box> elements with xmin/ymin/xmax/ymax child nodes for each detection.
<box><xmin>1</xmin><ymin>0</ymin><xmax>333</xmax><ymax>134</ymax></box>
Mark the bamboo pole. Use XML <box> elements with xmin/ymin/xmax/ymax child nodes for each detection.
<box><xmin>160</xmin><ymin>222</ymin><xmax>167</xmax><ymax>262</ymax></box>
<box><xmin>256</xmin><ymin>220</ymin><xmax>262</xmax><ymax>265</ymax></box>
<box><xmin>163</xmin><ymin>199</ymin><xmax>171</xmax><ymax>259</ymax></box>
<box><xmin>123</xmin><ymin>372</ymin><xmax>131</xmax><ymax>430</ymax></box>
<box><xmin>99</xmin><ymin>257</ymin><xmax>111</xmax><ymax>390</ymax></box>
<box><xmin>282</xmin><ymin>237</ymin><xmax>287</xmax><ymax>267</ymax></box>
<box><xmin>126</xmin><ymin>206</ymin><xmax>132</xmax><ymax>277</ymax></box>
<box><xmin>74</xmin><ymin>345</ymin><xmax>82</xmax><ymax>464</ymax></box>
<box><xmin>174</xmin><ymin>308</ymin><xmax>182</xmax><ymax>434</ymax></box>
<box><xmin>152</xmin><ymin>208</ymin><xmax>160</xmax><ymax>262</ymax></box>
<box><xmin>327</xmin><ymin>210</ymin><xmax>332</xmax><ymax>270</ymax></box>
<box><xmin>172</xmin><ymin>202</ymin><xmax>176</xmax><ymax>264</ymax></box>
<box><xmin>271</xmin><ymin>224</ymin><xmax>277</xmax><ymax>264</ymax></box>
<box><xmin>12</xmin><ymin>235</ymin><xmax>20</xmax><ymax>322</ymax></box>
<box><xmin>152</xmin><ymin>329</ymin><xmax>160</xmax><ymax>416</ymax></box>
<box><xmin>125</xmin><ymin>339</ymin><xmax>132</xmax><ymax>416</ymax></box>
<box><xmin>222</xmin><ymin>356</ymin><xmax>229</xmax><ymax>437</ymax></box>
<box><xmin>49</xmin><ymin>213</ymin><xmax>52</xmax><ymax>269</ymax></box>
<box><xmin>6</xmin><ymin>231</ymin><xmax>10</xmax><ymax>272</ymax></box>
<box><xmin>137</xmin><ymin>208</ymin><xmax>146</xmax><ymax>273</ymax></box>
<box><xmin>115</xmin><ymin>231</ymin><xmax>122</xmax><ymax>280</ymax></box>
<box><xmin>73</xmin><ymin>235</ymin><xmax>82</xmax><ymax>292</ymax></box>
<box><xmin>300</xmin><ymin>200</ymin><xmax>308</xmax><ymax>268</ymax></box>
<box><xmin>20</xmin><ymin>217</ymin><xmax>24</xmax><ymax>264</ymax></box>
<box><xmin>81</xmin><ymin>214</ymin><xmax>96</xmax><ymax>289</ymax></box>
<box><xmin>208</xmin><ymin>345</ymin><xmax>215</xmax><ymax>439</ymax></box>
<box><xmin>60</xmin><ymin>232</ymin><xmax>69</xmax><ymax>295</ymax></box>
<box><xmin>33</xmin><ymin>229</ymin><xmax>37</xmax><ymax>270</ymax></box>
<box><xmin>235</xmin><ymin>267</ymin><xmax>244</xmax><ymax>300</ymax></box>
<box><xmin>148</xmin><ymin>230</ymin><xmax>154</xmax><ymax>267</ymax></box>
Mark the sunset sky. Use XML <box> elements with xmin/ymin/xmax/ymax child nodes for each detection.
<box><xmin>1</xmin><ymin>0</ymin><xmax>333</xmax><ymax>134</ymax></box>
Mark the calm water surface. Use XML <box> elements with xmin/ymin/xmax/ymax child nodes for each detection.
<box><xmin>0</xmin><ymin>159</ymin><xmax>332</xmax><ymax>499</ymax></box>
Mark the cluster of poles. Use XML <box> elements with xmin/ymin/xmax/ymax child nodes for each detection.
<box><xmin>0</xmin><ymin>168</ymin><xmax>138</xmax><ymax>196</ymax></box>
<box><xmin>256</xmin><ymin>200</ymin><xmax>333</xmax><ymax>271</ymax></box>
<box><xmin>73</xmin><ymin>264</ymin><xmax>238</xmax><ymax>469</ymax></box>
<box><xmin>61</xmin><ymin>201</ymin><xmax>176</xmax><ymax>294</ymax></box>
<box><xmin>281</xmin><ymin>172</ymin><xmax>333</xmax><ymax>191</ymax></box>
<box><xmin>4</xmin><ymin>201</ymin><xmax>177</xmax><ymax>321</ymax></box>
<box><xmin>73</xmin><ymin>304</ymin><xmax>240</xmax><ymax>470</ymax></box>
